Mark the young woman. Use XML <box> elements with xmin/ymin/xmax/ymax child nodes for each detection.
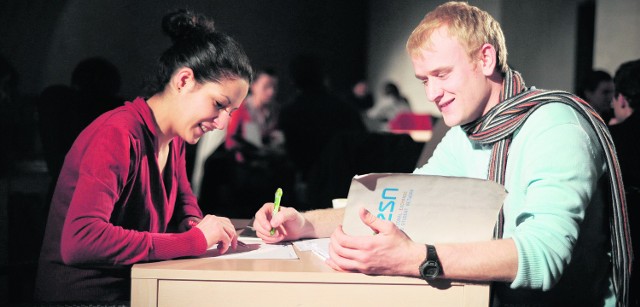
<box><xmin>34</xmin><ymin>9</ymin><xmax>253</xmax><ymax>302</ymax></box>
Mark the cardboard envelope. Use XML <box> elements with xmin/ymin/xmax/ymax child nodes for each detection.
<box><xmin>342</xmin><ymin>173</ymin><xmax>507</xmax><ymax>244</ymax></box>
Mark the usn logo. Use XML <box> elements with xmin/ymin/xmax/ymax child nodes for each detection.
<box><xmin>377</xmin><ymin>187</ymin><xmax>398</xmax><ymax>221</ymax></box>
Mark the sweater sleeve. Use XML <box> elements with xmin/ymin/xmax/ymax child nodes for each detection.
<box><xmin>60</xmin><ymin>126</ymin><xmax>207</xmax><ymax>266</ymax></box>
<box><xmin>506</xmin><ymin>104</ymin><xmax>605</xmax><ymax>290</ymax></box>
<box><xmin>173</xmin><ymin>138</ymin><xmax>204</xmax><ymax>222</ymax></box>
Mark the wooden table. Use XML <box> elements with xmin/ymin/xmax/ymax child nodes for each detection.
<box><xmin>131</xmin><ymin>220</ymin><xmax>490</xmax><ymax>307</ymax></box>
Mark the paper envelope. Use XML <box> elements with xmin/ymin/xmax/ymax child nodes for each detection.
<box><xmin>342</xmin><ymin>173</ymin><xmax>507</xmax><ymax>244</ymax></box>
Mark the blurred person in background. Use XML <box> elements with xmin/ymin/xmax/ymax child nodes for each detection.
<box><xmin>578</xmin><ymin>69</ymin><xmax>615</xmax><ymax>123</ymax></box>
<box><xmin>225</xmin><ymin>67</ymin><xmax>283</xmax><ymax>163</ymax></box>
<box><xmin>608</xmin><ymin>58</ymin><xmax>640</xmax><ymax>307</ymax></box>
<box><xmin>366</xmin><ymin>81</ymin><xmax>411</xmax><ymax>130</ymax></box>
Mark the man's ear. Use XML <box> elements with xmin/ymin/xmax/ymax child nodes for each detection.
<box><xmin>478</xmin><ymin>43</ymin><xmax>497</xmax><ymax>76</ymax></box>
<box><xmin>612</xmin><ymin>93</ymin><xmax>628</xmax><ymax>109</ymax></box>
<box><xmin>619</xmin><ymin>94</ymin><xmax>629</xmax><ymax>109</ymax></box>
<box><xmin>171</xmin><ymin>67</ymin><xmax>196</xmax><ymax>93</ymax></box>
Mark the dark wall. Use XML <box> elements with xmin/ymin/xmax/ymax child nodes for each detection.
<box><xmin>0</xmin><ymin>0</ymin><xmax>369</xmax><ymax>168</ymax></box>
<box><xmin>0</xmin><ymin>0</ymin><xmax>68</xmax><ymax>98</ymax></box>
<box><xmin>0</xmin><ymin>0</ymin><xmax>369</xmax><ymax>103</ymax></box>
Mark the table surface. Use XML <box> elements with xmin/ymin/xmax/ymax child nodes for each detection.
<box><xmin>131</xmin><ymin>219</ymin><xmax>490</xmax><ymax>307</ymax></box>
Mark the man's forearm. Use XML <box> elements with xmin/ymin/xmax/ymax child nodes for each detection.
<box><xmin>434</xmin><ymin>239</ymin><xmax>518</xmax><ymax>282</ymax></box>
<box><xmin>302</xmin><ymin>207</ymin><xmax>345</xmax><ymax>238</ymax></box>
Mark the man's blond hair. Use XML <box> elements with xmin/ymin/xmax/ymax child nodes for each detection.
<box><xmin>406</xmin><ymin>1</ymin><xmax>508</xmax><ymax>74</ymax></box>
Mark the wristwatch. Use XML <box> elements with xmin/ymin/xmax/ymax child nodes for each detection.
<box><xmin>419</xmin><ymin>244</ymin><xmax>442</xmax><ymax>280</ymax></box>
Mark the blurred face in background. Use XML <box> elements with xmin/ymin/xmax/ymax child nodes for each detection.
<box><xmin>611</xmin><ymin>92</ymin><xmax>633</xmax><ymax>124</ymax></box>
<box><xmin>250</xmin><ymin>72</ymin><xmax>278</xmax><ymax>108</ymax></box>
<box><xmin>585</xmin><ymin>79</ymin><xmax>615</xmax><ymax>115</ymax></box>
<box><xmin>353</xmin><ymin>81</ymin><xmax>368</xmax><ymax>98</ymax></box>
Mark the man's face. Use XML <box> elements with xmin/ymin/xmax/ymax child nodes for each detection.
<box><xmin>585</xmin><ymin>80</ymin><xmax>614</xmax><ymax>114</ymax></box>
<box><xmin>411</xmin><ymin>27</ymin><xmax>493</xmax><ymax>127</ymax></box>
<box><xmin>250</xmin><ymin>73</ymin><xmax>278</xmax><ymax>107</ymax></box>
<box><xmin>611</xmin><ymin>93</ymin><xmax>627</xmax><ymax>120</ymax></box>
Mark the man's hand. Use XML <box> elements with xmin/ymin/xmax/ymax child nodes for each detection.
<box><xmin>253</xmin><ymin>202</ymin><xmax>308</xmax><ymax>243</ymax></box>
<box><xmin>326</xmin><ymin>208</ymin><xmax>425</xmax><ymax>277</ymax></box>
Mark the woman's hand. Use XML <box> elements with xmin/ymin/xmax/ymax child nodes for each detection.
<box><xmin>194</xmin><ymin>214</ymin><xmax>238</xmax><ymax>254</ymax></box>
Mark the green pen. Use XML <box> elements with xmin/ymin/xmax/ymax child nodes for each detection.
<box><xmin>270</xmin><ymin>188</ymin><xmax>283</xmax><ymax>235</ymax></box>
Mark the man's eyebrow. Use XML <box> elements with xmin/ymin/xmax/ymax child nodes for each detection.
<box><xmin>431</xmin><ymin>66</ymin><xmax>451</xmax><ymax>74</ymax></box>
<box><xmin>416</xmin><ymin>66</ymin><xmax>452</xmax><ymax>79</ymax></box>
<box><xmin>415</xmin><ymin>67</ymin><xmax>440</xmax><ymax>79</ymax></box>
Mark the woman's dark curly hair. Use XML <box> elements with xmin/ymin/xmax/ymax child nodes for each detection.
<box><xmin>145</xmin><ymin>9</ymin><xmax>253</xmax><ymax>96</ymax></box>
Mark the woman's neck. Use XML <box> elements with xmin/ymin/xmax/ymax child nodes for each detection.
<box><xmin>146</xmin><ymin>94</ymin><xmax>173</xmax><ymax>149</ymax></box>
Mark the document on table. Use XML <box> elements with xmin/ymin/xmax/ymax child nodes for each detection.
<box><xmin>293</xmin><ymin>238</ymin><xmax>330</xmax><ymax>260</ymax></box>
<box><xmin>204</xmin><ymin>237</ymin><xmax>298</xmax><ymax>260</ymax></box>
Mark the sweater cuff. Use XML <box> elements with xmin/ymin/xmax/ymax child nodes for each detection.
<box><xmin>150</xmin><ymin>227</ymin><xmax>208</xmax><ymax>260</ymax></box>
<box><xmin>511</xmin><ymin>236</ymin><xmax>544</xmax><ymax>289</ymax></box>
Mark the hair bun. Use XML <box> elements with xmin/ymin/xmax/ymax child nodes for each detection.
<box><xmin>162</xmin><ymin>9</ymin><xmax>215</xmax><ymax>43</ymax></box>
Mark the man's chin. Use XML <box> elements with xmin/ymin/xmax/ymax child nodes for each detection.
<box><xmin>442</xmin><ymin>117</ymin><xmax>459</xmax><ymax>127</ymax></box>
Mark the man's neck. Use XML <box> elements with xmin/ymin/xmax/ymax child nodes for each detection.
<box><xmin>482</xmin><ymin>72</ymin><xmax>506</xmax><ymax>115</ymax></box>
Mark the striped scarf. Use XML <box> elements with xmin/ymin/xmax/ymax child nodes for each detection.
<box><xmin>461</xmin><ymin>69</ymin><xmax>632</xmax><ymax>306</ymax></box>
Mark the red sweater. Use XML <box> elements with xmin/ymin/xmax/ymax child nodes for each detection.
<box><xmin>35</xmin><ymin>97</ymin><xmax>207</xmax><ymax>302</ymax></box>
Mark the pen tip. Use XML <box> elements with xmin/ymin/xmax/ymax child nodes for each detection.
<box><xmin>276</xmin><ymin>188</ymin><xmax>283</xmax><ymax>197</ymax></box>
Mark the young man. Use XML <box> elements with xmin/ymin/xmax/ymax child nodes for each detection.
<box><xmin>578</xmin><ymin>70</ymin><xmax>615</xmax><ymax>123</ymax></box>
<box><xmin>253</xmin><ymin>2</ymin><xmax>632</xmax><ymax>306</ymax></box>
<box><xmin>609</xmin><ymin>58</ymin><xmax>640</xmax><ymax>307</ymax></box>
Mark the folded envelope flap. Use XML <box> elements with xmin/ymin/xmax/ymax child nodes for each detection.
<box><xmin>342</xmin><ymin>173</ymin><xmax>507</xmax><ymax>244</ymax></box>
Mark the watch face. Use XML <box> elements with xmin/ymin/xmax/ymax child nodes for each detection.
<box><xmin>422</xmin><ymin>260</ymin><xmax>439</xmax><ymax>279</ymax></box>
<box><xmin>425</xmin><ymin>266</ymin><xmax>438</xmax><ymax>277</ymax></box>
<box><xmin>421</xmin><ymin>245</ymin><xmax>441</xmax><ymax>280</ymax></box>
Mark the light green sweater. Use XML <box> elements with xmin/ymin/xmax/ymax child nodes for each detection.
<box><xmin>414</xmin><ymin>103</ymin><xmax>615</xmax><ymax>305</ymax></box>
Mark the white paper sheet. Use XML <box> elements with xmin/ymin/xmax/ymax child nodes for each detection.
<box><xmin>293</xmin><ymin>238</ymin><xmax>330</xmax><ymax>260</ymax></box>
<box><xmin>204</xmin><ymin>237</ymin><xmax>298</xmax><ymax>260</ymax></box>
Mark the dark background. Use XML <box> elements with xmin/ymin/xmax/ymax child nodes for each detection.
<box><xmin>0</xmin><ymin>0</ymin><xmax>369</xmax><ymax>104</ymax></box>
<box><xmin>2</xmin><ymin>0</ymin><xmax>638</xmax><ymax>305</ymax></box>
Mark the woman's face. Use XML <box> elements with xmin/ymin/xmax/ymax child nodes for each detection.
<box><xmin>176</xmin><ymin>78</ymin><xmax>249</xmax><ymax>144</ymax></box>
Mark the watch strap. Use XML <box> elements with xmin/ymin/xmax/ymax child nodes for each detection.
<box><xmin>419</xmin><ymin>244</ymin><xmax>442</xmax><ymax>280</ymax></box>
